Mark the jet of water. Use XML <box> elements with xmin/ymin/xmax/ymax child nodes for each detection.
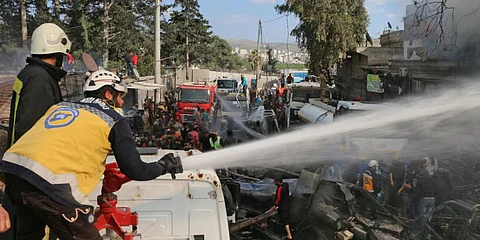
<box><xmin>183</xmin><ymin>81</ymin><xmax>480</xmax><ymax>176</ymax></box>
<box><xmin>215</xmin><ymin>93</ymin><xmax>266</xmax><ymax>139</ymax></box>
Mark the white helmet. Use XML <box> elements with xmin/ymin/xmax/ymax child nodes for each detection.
<box><xmin>84</xmin><ymin>70</ymin><xmax>127</xmax><ymax>97</ymax></box>
<box><xmin>369</xmin><ymin>160</ymin><xmax>379</xmax><ymax>168</ymax></box>
<box><xmin>31</xmin><ymin>23</ymin><xmax>71</xmax><ymax>55</ymax></box>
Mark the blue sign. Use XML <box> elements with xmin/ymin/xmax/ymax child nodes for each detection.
<box><xmin>45</xmin><ymin>107</ymin><xmax>79</xmax><ymax>129</ymax></box>
<box><xmin>292</xmin><ymin>72</ymin><xmax>308</xmax><ymax>83</ymax></box>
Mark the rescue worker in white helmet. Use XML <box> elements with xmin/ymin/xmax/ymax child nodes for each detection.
<box><xmin>1</xmin><ymin>23</ymin><xmax>72</xmax><ymax>238</ymax></box>
<box><xmin>362</xmin><ymin>160</ymin><xmax>380</xmax><ymax>220</ymax></box>
<box><xmin>0</xmin><ymin>70</ymin><xmax>183</xmax><ymax>240</ymax></box>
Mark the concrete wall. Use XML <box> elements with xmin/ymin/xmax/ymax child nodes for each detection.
<box><xmin>358</xmin><ymin>47</ymin><xmax>404</xmax><ymax>65</ymax></box>
<box><xmin>380</xmin><ymin>30</ymin><xmax>404</xmax><ymax>47</ymax></box>
<box><xmin>174</xmin><ymin>68</ymin><xmax>274</xmax><ymax>89</ymax></box>
<box><xmin>389</xmin><ymin>59</ymin><xmax>478</xmax><ymax>80</ymax></box>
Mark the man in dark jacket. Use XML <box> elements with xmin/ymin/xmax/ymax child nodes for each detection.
<box><xmin>266</xmin><ymin>177</ymin><xmax>293</xmax><ymax>239</ymax></box>
<box><xmin>7</xmin><ymin>23</ymin><xmax>71</xmax><ymax>148</ymax></box>
<box><xmin>223</xmin><ymin>130</ymin><xmax>237</xmax><ymax>147</ymax></box>
<box><xmin>1</xmin><ymin>23</ymin><xmax>72</xmax><ymax>239</ymax></box>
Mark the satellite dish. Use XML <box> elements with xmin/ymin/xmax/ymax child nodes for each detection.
<box><xmin>388</xmin><ymin>22</ymin><xmax>392</xmax><ymax>29</ymax></box>
<box><xmin>82</xmin><ymin>53</ymin><xmax>98</xmax><ymax>72</ymax></box>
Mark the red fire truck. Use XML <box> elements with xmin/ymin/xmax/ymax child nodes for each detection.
<box><xmin>177</xmin><ymin>82</ymin><xmax>216</xmax><ymax>123</ymax></box>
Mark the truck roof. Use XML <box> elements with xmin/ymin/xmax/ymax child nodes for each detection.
<box><xmin>289</xmin><ymin>82</ymin><xmax>322</xmax><ymax>89</ymax></box>
<box><xmin>106</xmin><ymin>148</ymin><xmax>220</xmax><ymax>184</ymax></box>
<box><xmin>180</xmin><ymin>84</ymin><xmax>210</xmax><ymax>89</ymax></box>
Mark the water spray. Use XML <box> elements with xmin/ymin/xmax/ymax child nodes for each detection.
<box><xmin>183</xmin><ymin>81</ymin><xmax>480</xmax><ymax>175</ymax></box>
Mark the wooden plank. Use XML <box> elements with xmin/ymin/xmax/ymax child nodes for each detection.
<box><xmin>229</xmin><ymin>210</ymin><xmax>277</xmax><ymax>232</ymax></box>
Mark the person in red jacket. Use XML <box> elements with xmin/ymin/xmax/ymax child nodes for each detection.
<box><xmin>132</xmin><ymin>53</ymin><xmax>139</xmax><ymax>68</ymax></box>
<box><xmin>264</xmin><ymin>177</ymin><xmax>293</xmax><ymax>239</ymax></box>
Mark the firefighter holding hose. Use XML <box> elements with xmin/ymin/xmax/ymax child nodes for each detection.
<box><xmin>0</xmin><ymin>70</ymin><xmax>183</xmax><ymax>239</ymax></box>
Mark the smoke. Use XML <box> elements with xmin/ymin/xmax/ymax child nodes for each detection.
<box><xmin>0</xmin><ymin>48</ymin><xmax>29</xmax><ymax>74</ymax></box>
<box><xmin>410</xmin><ymin>0</ymin><xmax>480</xmax><ymax>61</ymax></box>
<box><xmin>215</xmin><ymin>94</ymin><xmax>266</xmax><ymax>140</ymax></box>
<box><xmin>447</xmin><ymin>0</ymin><xmax>480</xmax><ymax>60</ymax></box>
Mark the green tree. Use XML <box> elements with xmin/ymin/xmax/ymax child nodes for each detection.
<box><xmin>247</xmin><ymin>49</ymin><xmax>262</xmax><ymax>73</ymax></box>
<box><xmin>276</xmin><ymin>0</ymin><xmax>369</xmax><ymax>75</ymax></box>
<box><xmin>29</xmin><ymin>0</ymin><xmax>52</xmax><ymax>30</ymax></box>
<box><xmin>262</xmin><ymin>47</ymin><xmax>277</xmax><ymax>73</ymax></box>
<box><xmin>0</xmin><ymin>0</ymin><xmax>22</xmax><ymax>51</ymax></box>
<box><xmin>163</xmin><ymin>0</ymin><xmax>212</xmax><ymax>68</ymax></box>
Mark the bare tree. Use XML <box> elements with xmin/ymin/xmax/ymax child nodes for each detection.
<box><xmin>408</xmin><ymin>0</ymin><xmax>480</xmax><ymax>51</ymax></box>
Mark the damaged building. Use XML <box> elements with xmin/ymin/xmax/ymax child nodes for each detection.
<box><xmin>334</xmin><ymin>0</ymin><xmax>480</xmax><ymax>101</ymax></box>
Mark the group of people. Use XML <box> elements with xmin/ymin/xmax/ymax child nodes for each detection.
<box><xmin>126</xmin><ymin>90</ymin><xmax>241</xmax><ymax>153</ymax></box>
<box><xmin>330</xmin><ymin>157</ymin><xmax>454</xmax><ymax>220</ymax></box>
<box><xmin>0</xmin><ymin>23</ymin><xmax>183</xmax><ymax>240</ymax></box>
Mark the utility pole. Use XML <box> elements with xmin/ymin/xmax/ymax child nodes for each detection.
<box><xmin>255</xmin><ymin>20</ymin><xmax>262</xmax><ymax>82</ymax></box>
<box><xmin>155</xmin><ymin>0</ymin><xmax>161</xmax><ymax>102</ymax></box>
<box><xmin>186</xmin><ymin>17</ymin><xmax>190</xmax><ymax>82</ymax></box>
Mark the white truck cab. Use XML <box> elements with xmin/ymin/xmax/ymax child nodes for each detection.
<box><xmin>89</xmin><ymin>148</ymin><xmax>230</xmax><ymax>240</ymax></box>
<box><xmin>286</xmin><ymin>82</ymin><xmax>322</xmax><ymax>127</ymax></box>
<box><xmin>216</xmin><ymin>78</ymin><xmax>239</xmax><ymax>96</ymax></box>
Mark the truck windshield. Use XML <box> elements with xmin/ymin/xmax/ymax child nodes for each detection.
<box><xmin>178</xmin><ymin>89</ymin><xmax>210</xmax><ymax>103</ymax></box>
<box><xmin>292</xmin><ymin>90</ymin><xmax>322</xmax><ymax>103</ymax></box>
<box><xmin>222</xmin><ymin>99</ymin><xmax>247</xmax><ymax>112</ymax></box>
<box><xmin>217</xmin><ymin>80</ymin><xmax>236</xmax><ymax>88</ymax></box>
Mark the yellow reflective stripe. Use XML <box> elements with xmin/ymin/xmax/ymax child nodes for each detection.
<box><xmin>43</xmin><ymin>227</ymin><xmax>50</xmax><ymax>240</ymax></box>
<box><xmin>2</xmin><ymin>152</ymin><xmax>90</xmax><ymax>205</ymax></box>
<box><xmin>11</xmin><ymin>78</ymin><xmax>23</xmax><ymax>145</ymax></box>
<box><xmin>12</xmin><ymin>77</ymin><xmax>23</xmax><ymax>94</ymax></box>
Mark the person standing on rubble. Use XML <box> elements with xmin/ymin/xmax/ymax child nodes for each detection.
<box><xmin>0</xmin><ymin>70</ymin><xmax>183</xmax><ymax>240</ymax></box>
<box><xmin>417</xmin><ymin>158</ymin><xmax>436</xmax><ymax>216</ymax></box>
<box><xmin>265</xmin><ymin>177</ymin><xmax>293</xmax><ymax>240</ymax></box>
<box><xmin>388</xmin><ymin>158</ymin><xmax>406</xmax><ymax>209</ymax></box>
<box><xmin>276</xmin><ymin>83</ymin><xmax>286</xmax><ymax>103</ymax></box>
<box><xmin>0</xmin><ymin>23</ymin><xmax>72</xmax><ymax>238</ymax></box>
<box><xmin>286</xmin><ymin>73</ymin><xmax>294</xmax><ymax>84</ymax></box>
<box><xmin>132</xmin><ymin>51</ymin><xmax>139</xmax><ymax>69</ymax></box>
<box><xmin>240</xmin><ymin>74</ymin><xmax>248</xmax><ymax>96</ymax></box>
<box><xmin>363</xmin><ymin>160</ymin><xmax>380</xmax><ymax>219</ymax></box>
<box><xmin>125</xmin><ymin>50</ymin><xmax>134</xmax><ymax>76</ymax></box>
<box><xmin>319</xmin><ymin>70</ymin><xmax>330</xmax><ymax>102</ymax></box>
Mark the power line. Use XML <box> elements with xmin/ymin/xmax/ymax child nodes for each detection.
<box><xmin>263</xmin><ymin>15</ymin><xmax>287</xmax><ymax>24</ymax></box>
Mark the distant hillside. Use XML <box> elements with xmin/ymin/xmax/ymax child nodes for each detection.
<box><xmin>226</xmin><ymin>38</ymin><xmax>303</xmax><ymax>53</ymax></box>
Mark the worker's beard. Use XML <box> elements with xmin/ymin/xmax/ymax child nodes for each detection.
<box><xmin>54</xmin><ymin>53</ymin><xmax>65</xmax><ymax>69</ymax></box>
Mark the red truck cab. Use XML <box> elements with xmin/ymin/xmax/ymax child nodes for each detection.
<box><xmin>177</xmin><ymin>82</ymin><xmax>216</xmax><ymax>123</ymax></box>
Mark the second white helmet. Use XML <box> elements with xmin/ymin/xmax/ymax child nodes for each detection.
<box><xmin>84</xmin><ymin>70</ymin><xmax>127</xmax><ymax>97</ymax></box>
<box><xmin>369</xmin><ymin>160</ymin><xmax>379</xmax><ymax>168</ymax></box>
